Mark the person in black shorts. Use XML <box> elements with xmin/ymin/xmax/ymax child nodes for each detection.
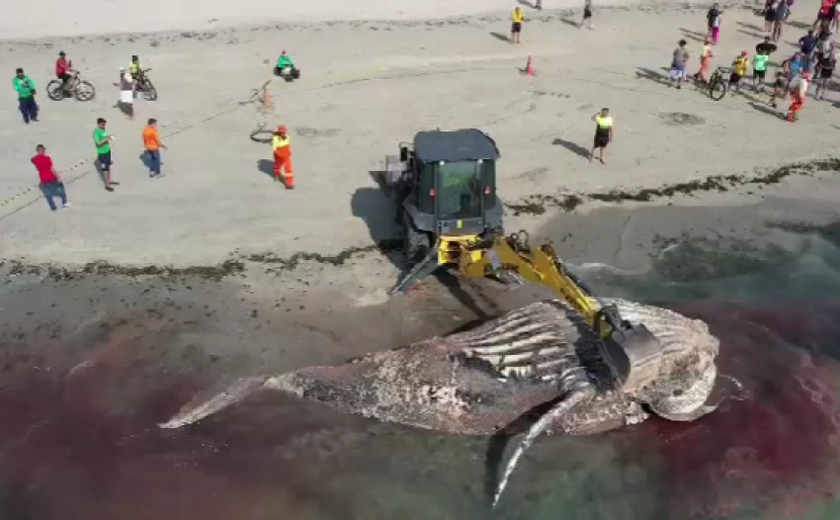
<box><xmin>511</xmin><ymin>7</ymin><xmax>524</xmax><ymax>44</ymax></box>
<box><xmin>580</xmin><ymin>0</ymin><xmax>594</xmax><ymax>29</ymax></box>
<box><xmin>589</xmin><ymin>108</ymin><xmax>613</xmax><ymax>165</ymax></box>
<box><xmin>814</xmin><ymin>45</ymin><xmax>836</xmax><ymax>99</ymax></box>
<box><xmin>764</xmin><ymin>0</ymin><xmax>777</xmax><ymax>32</ymax></box>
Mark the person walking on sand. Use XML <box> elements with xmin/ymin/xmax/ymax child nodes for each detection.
<box><xmin>511</xmin><ymin>6</ymin><xmax>524</xmax><ymax>43</ymax></box>
<box><xmin>12</xmin><ymin>68</ymin><xmax>38</xmax><ymax>124</ymax></box>
<box><xmin>772</xmin><ymin>0</ymin><xmax>788</xmax><ymax>42</ymax></box>
<box><xmin>769</xmin><ymin>68</ymin><xmax>788</xmax><ymax>106</ymax></box>
<box><xmin>764</xmin><ymin>0</ymin><xmax>777</xmax><ymax>32</ymax></box>
<box><xmin>272</xmin><ymin>125</ymin><xmax>294</xmax><ymax>189</ymax></box>
<box><xmin>581</xmin><ymin>0</ymin><xmax>594</xmax><ymax>29</ymax></box>
<box><xmin>93</xmin><ymin>118</ymin><xmax>118</xmax><ymax>191</ymax></box>
<box><xmin>788</xmin><ymin>71</ymin><xmax>812</xmax><ymax>121</ymax></box>
<box><xmin>693</xmin><ymin>37</ymin><xmax>714</xmax><ymax>83</ymax></box>
<box><xmin>799</xmin><ymin>29</ymin><xmax>818</xmax><ymax>71</ymax></box>
<box><xmin>589</xmin><ymin>108</ymin><xmax>613</xmax><ymax>165</ymax></box>
<box><xmin>753</xmin><ymin>48</ymin><xmax>769</xmax><ymax>90</ymax></box>
<box><xmin>669</xmin><ymin>40</ymin><xmax>690</xmax><ymax>89</ymax></box>
<box><xmin>31</xmin><ymin>144</ymin><xmax>70</xmax><ymax>212</ymax></box>
<box><xmin>118</xmin><ymin>68</ymin><xmax>134</xmax><ymax>119</ymax></box>
<box><xmin>814</xmin><ymin>42</ymin><xmax>835</xmax><ymax>99</ymax></box>
<box><xmin>143</xmin><ymin>118</ymin><xmax>167</xmax><ymax>178</ymax></box>
<box><xmin>729</xmin><ymin>50</ymin><xmax>749</xmax><ymax>93</ymax></box>
<box><xmin>707</xmin><ymin>4</ymin><xmax>722</xmax><ymax>44</ymax></box>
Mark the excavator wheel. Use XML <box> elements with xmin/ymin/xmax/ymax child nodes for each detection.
<box><xmin>403</xmin><ymin>214</ymin><xmax>431</xmax><ymax>268</ymax></box>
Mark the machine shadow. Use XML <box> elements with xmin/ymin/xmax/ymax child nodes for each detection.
<box><xmin>351</xmin><ymin>182</ymin><xmax>402</xmax><ymax>269</ymax></box>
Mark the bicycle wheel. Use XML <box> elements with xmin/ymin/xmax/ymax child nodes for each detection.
<box><xmin>709</xmin><ymin>78</ymin><xmax>727</xmax><ymax>100</ymax></box>
<box><xmin>75</xmin><ymin>81</ymin><xmax>96</xmax><ymax>102</ymax></box>
<box><xmin>46</xmin><ymin>80</ymin><xmax>64</xmax><ymax>101</ymax></box>
<box><xmin>142</xmin><ymin>79</ymin><xmax>158</xmax><ymax>101</ymax></box>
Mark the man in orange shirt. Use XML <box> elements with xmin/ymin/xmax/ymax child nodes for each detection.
<box><xmin>272</xmin><ymin>125</ymin><xmax>294</xmax><ymax>189</ymax></box>
<box><xmin>142</xmin><ymin>118</ymin><xmax>167</xmax><ymax>177</ymax></box>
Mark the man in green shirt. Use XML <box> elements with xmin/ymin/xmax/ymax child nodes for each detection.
<box><xmin>12</xmin><ymin>68</ymin><xmax>38</xmax><ymax>124</ymax></box>
<box><xmin>753</xmin><ymin>50</ymin><xmax>770</xmax><ymax>91</ymax></box>
<box><xmin>274</xmin><ymin>50</ymin><xmax>300</xmax><ymax>80</ymax></box>
<box><xmin>93</xmin><ymin>117</ymin><xmax>118</xmax><ymax>191</ymax></box>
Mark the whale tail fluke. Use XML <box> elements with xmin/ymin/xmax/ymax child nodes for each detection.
<box><xmin>158</xmin><ymin>375</ymin><xmax>271</xmax><ymax>429</ymax></box>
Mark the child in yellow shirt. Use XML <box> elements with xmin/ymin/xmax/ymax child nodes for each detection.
<box><xmin>729</xmin><ymin>50</ymin><xmax>749</xmax><ymax>93</ymax></box>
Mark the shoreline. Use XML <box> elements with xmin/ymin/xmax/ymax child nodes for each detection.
<box><xmin>0</xmin><ymin>0</ymin><xmax>744</xmax><ymax>41</ymax></box>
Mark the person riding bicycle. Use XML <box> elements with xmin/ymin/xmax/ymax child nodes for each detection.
<box><xmin>274</xmin><ymin>50</ymin><xmax>300</xmax><ymax>80</ymax></box>
<box><xmin>129</xmin><ymin>55</ymin><xmax>145</xmax><ymax>80</ymax></box>
<box><xmin>56</xmin><ymin>51</ymin><xmax>74</xmax><ymax>93</ymax></box>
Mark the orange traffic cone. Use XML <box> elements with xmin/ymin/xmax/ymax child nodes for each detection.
<box><xmin>525</xmin><ymin>56</ymin><xmax>534</xmax><ymax>76</ymax></box>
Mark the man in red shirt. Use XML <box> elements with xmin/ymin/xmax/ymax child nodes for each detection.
<box><xmin>31</xmin><ymin>144</ymin><xmax>70</xmax><ymax>211</ymax></box>
<box><xmin>56</xmin><ymin>51</ymin><xmax>73</xmax><ymax>95</ymax></box>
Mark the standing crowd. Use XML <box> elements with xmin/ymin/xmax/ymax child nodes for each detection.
<box><xmin>670</xmin><ymin>1</ymin><xmax>837</xmax><ymax>122</ymax></box>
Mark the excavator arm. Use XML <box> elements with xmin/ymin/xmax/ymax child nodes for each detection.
<box><xmin>460</xmin><ymin>231</ymin><xmax>663</xmax><ymax>393</ymax></box>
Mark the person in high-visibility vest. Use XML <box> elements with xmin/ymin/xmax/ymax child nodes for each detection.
<box><xmin>590</xmin><ymin>108</ymin><xmax>613</xmax><ymax>165</ymax></box>
<box><xmin>511</xmin><ymin>7</ymin><xmax>524</xmax><ymax>44</ymax></box>
<box><xmin>272</xmin><ymin>125</ymin><xmax>294</xmax><ymax>189</ymax></box>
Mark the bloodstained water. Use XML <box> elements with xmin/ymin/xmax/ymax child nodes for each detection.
<box><xmin>0</xmin><ymin>299</ymin><xmax>839</xmax><ymax>520</ymax></box>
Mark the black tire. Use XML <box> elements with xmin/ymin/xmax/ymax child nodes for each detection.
<box><xmin>403</xmin><ymin>214</ymin><xmax>431</xmax><ymax>268</ymax></box>
<box><xmin>250</xmin><ymin>129</ymin><xmax>273</xmax><ymax>143</ymax></box>
<box><xmin>709</xmin><ymin>78</ymin><xmax>727</xmax><ymax>100</ymax></box>
<box><xmin>141</xmin><ymin>79</ymin><xmax>158</xmax><ymax>101</ymax></box>
<box><xmin>75</xmin><ymin>81</ymin><xmax>96</xmax><ymax>101</ymax></box>
<box><xmin>46</xmin><ymin>80</ymin><xmax>64</xmax><ymax>101</ymax></box>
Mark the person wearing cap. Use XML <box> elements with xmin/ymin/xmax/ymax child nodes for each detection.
<box><xmin>56</xmin><ymin>51</ymin><xmax>74</xmax><ymax>94</ymax></box>
<box><xmin>669</xmin><ymin>40</ymin><xmax>690</xmax><ymax>89</ymax></box>
<box><xmin>729</xmin><ymin>50</ymin><xmax>749</xmax><ymax>93</ymax></box>
<box><xmin>272</xmin><ymin>125</ymin><xmax>294</xmax><ymax>188</ymax></box>
<box><xmin>12</xmin><ymin>67</ymin><xmax>38</xmax><ymax>124</ymax></box>
<box><xmin>589</xmin><ymin>108</ymin><xmax>613</xmax><ymax>165</ymax></box>
<box><xmin>511</xmin><ymin>6</ymin><xmax>524</xmax><ymax>44</ymax></box>
<box><xmin>788</xmin><ymin>71</ymin><xmax>812</xmax><ymax>121</ymax></box>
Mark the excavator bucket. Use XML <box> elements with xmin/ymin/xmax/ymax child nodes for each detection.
<box><xmin>598</xmin><ymin>321</ymin><xmax>663</xmax><ymax>394</ymax></box>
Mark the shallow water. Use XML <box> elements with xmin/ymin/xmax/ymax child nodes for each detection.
<box><xmin>2</xmin><ymin>226</ymin><xmax>840</xmax><ymax>520</ymax></box>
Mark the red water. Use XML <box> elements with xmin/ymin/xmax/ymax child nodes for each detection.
<box><xmin>0</xmin><ymin>301</ymin><xmax>839</xmax><ymax>519</ymax></box>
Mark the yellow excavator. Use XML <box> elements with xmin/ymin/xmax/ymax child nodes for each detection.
<box><xmin>384</xmin><ymin>129</ymin><xmax>662</xmax><ymax>391</ymax></box>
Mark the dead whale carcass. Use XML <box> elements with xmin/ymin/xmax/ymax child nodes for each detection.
<box><xmin>160</xmin><ymin>298</ymin><xmax>720</xmax><ymax>505</ymax></box>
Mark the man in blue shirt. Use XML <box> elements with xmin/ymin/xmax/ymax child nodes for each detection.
<box><xmin>799</xmin><ymin>30</ymin><xmax>817</xmax><ymax>70</ymax></box>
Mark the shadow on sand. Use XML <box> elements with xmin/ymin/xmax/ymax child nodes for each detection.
<box><xmin>635</xmin><ymin>67</ymin><xmax>672</xmax><ymax>86</ymax></box>
<box><xmin>748</xmin><ymin>101</ymin><xmax>785</xmax><ymax>119</ymax></box>
<box><xmin>552</xmin><ymin>138</ymin><xmax>590</xmax><ymax>159</ymax></box>
<box><xmin>256</xmin><ymin>159</ymin><xmax>275</xmax><ymax>179</ymax></box>
<box><xmin>679</xmin><ymin>27</ymin><xmax>707</xmax><ymax>42</ymax></box>
<box><xmin>489</xmin><ymin>31</ymin><xmax>511</xmax><ymax>43</ymax></box>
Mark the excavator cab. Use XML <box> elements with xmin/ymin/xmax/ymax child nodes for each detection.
<box><xmin>385</xmin><ymin>129</ymin><xmax>503</xmax><ymax>293</ymax></box>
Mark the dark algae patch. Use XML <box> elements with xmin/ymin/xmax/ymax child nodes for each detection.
<box><xmin>2</xmin><ymin>259</ymin><xmax>245</xmax><ymax>282</ymax></box>
<box><xmin>505</xmin><ymin>157</ymin><xmax>840</xmax><ymax>216</ymax></box>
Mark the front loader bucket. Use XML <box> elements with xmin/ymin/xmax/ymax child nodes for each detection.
<box><xmin>597</xmin><ymin>322</ymin><xmax>663</xmax><ymax>394</ymax></box>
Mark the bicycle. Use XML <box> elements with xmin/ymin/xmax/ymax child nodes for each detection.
<box><xmin>134</xmin><ymin>69</ymin><xmax>158</xmax><ymax>101</ymax></box>
<box><xmin>46</xmin><ymin>71</ymin><xmax>96</xmax><ymax>101</ymax></box>
<box><xmin>707</xmin><ymin>66</ymin><xmax>731</xmax><ymax>101</ymax></box>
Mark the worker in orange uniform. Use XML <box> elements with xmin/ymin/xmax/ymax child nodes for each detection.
<box><xmin>272</xmin><ymin>125</ymin><xmax>294</xmax><ymax>188</ymax></box>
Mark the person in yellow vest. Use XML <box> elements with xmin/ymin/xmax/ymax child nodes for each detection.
<box><xmin>590</xmin><ymin>108</ymin><xmax>613</xmax><ymax>165</ymax></box>
<box><xmin>272</xmin><ymin>125</ymin><xmax>294</xmax><ymax>189</ymax></box>
<box><xmin>511</xmin><ymin>7</ymin><xmax>525</xmax><ymax>43</ymax></box>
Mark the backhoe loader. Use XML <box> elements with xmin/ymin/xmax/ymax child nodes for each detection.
<box><xmin>384</xmin><ymin>129</ymin><xmax>662</xmax><ymax>392</ymax></box>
